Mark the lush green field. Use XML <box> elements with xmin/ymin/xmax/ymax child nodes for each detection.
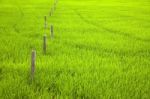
<box><xmin>0</xmin><ymin>0</ymin><xmax>150</xmax><ymax>98</ymax></box>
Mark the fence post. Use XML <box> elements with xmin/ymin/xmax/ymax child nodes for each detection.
<box><xmin>44</xmin><ymin>16</ymin><xmax>47</xmax><ymax>29</ymax></box>
<box><xmin>31</xmin><ymin>50</ymin><xmax>36</xmax><ymax>80</ymax></box>
<box><xmin>50</xmin><ymin>11</ymin><xmax>52</xmax><ymax>16</ymax></box>
<box><xmin>51</xmin><ymin>7</ymin><xmax>53</xmax><ymax>14</ymax></box>
<box><xmin>43</xmin><ymin>35</ymin><xmax>47</xmax><ymax>54</ymax></box>
<box><xmin>50</xmin><ymin>25</ymin><xmax>54</xmax><ymax>39</ymax></box>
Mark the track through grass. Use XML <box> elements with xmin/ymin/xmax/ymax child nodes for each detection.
<box><xmin>0</xmin><ymin>0</ymin><xmax>150</xmax><ymax>98</ymax></box>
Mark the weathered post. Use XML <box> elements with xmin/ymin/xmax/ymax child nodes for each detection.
<box><xmin>53</xmin><ymin>5</ymin><xmax>56</xmax><ymax>11</ymax></box>
<box><xmin>55</xmin><ymin>0</ymin><xmax>58</xmax><ymax>5</ymax></box>
<box><xmin>50</xmin><ymin>25</ymin><xmax>54</xmax><ymax>39</ymax></box>
<box><xmin>49</xmin><ymin>11</ymin><xmax>52</xmax><ymax>16</ymax></box>
<box><xmin>43</xmin><ymin>35</ymin><xmax>47</xmax><ymax>54</ymax></box>
<box><xmin>51</xmin><ymin>7</ymin><xmax>54</xmax><ymax>14</ymax></box>
<box><xmin>44</xmin><ymin>16</ymin><xmax>47</xmax><ymax>29</ymax></box>
<box><xmin>54</xmin><ymin>3</ymin><xmax>56</xmax><ymax>10</ymax></box>
<box><xmin>31</xmin><ymin>50</ymin><xmax>36</xmax><ymax>80</ymax></box>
